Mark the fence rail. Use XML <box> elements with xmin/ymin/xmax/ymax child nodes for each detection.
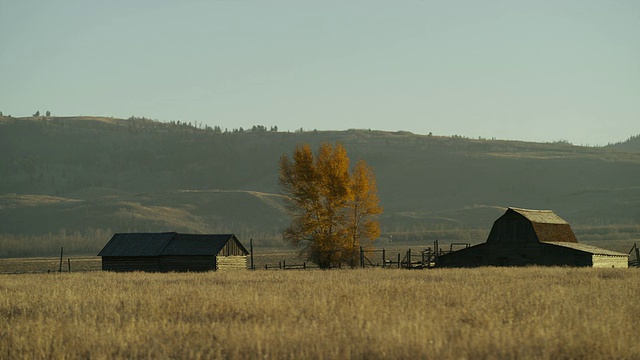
<box><xmin>256</xmin><ymin>240</ymin><xmax>471</xmax><ymax>270</ymax></box>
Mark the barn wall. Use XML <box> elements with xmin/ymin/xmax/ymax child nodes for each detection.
<box><xmin>216</xmin><ymin>255</ymin><xmax>247</xmax><ymax>270</ymax></box>
<box><xmin>540</xmin><ymin>244</ymin><xmax>592</xmax><ymax>267</ymax></box>
<box><xmin>437</xmin><ymin>244</ymin><xmax>488</xmax><ymax>268</ymax></box>
<box><xmin>485</xmin><ymin>242</ymin><xmax>543</xmax><ymax>266</ymax></box>
<box><xmin>438</xmin><ymin>243</ymin><xmax>612</xmax><ymax>268</ymax></box>
<box><xmin>592</xmin><ymin>255</ymin><xmax>628</xmax><ymax>268</ymax></box>
<box><xmin>486</xmin><ymin>214</ymin><xmax>538</xmax><ymax>244</ymax></box>
<box><xmin>102</xmin><ymin>256</ymin><xmax>160</xmax><ymax>272</ymax></box>
<box><xmin>160</xmin><ymin>256</ymin><xmax>216</xmax><ymax>272</ymax></box>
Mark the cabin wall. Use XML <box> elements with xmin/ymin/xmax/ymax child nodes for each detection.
<box><xmin>592</xmin><ymin>255</ymin><xmax>628</xmax><ymax>268</ymax></box>
<box><xmin>160</xmin><ymin>256</ymin><xmax>216</xmax><ymax>272</ymax></box>
<box><xmin>102</xmin><ymin>256</ymin><xmax>160</xmax><ymax>272</ymax></box>
<box><xmin>216</xmin><ymin>255</ymin><xmax>247</xmax><ymax>270</ymax></box>
<box><xmin>220</xmin><ymin>240</ymin><xmax>247</xmax><ymax>256</ymax></box>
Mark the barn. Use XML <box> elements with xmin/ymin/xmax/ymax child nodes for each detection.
<box><xmin>98</xmin><ymin>232</ymin><xmax>249</xmax><ymax>272</ymax></box>
<box><xmin>437</xmin><ymin>207</ymin><xmax>628</xmax><ymax>268</ymax></box>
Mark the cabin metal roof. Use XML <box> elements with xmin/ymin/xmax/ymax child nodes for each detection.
<box><xmin>97</xmin><ymin>232</ymin><xmax>247</xmax><ymax>257</ymax></box>
<box><xmin>162</xmin><ymin>234</ymin><xmax>247</xmax><ymax>256</ymax></box>
<box><xmin>97</xmin><ymin>232</ymin><xmax>175</xmax><ymax>257</ymax></box>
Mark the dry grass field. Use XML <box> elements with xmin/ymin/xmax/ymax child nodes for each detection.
<box><xmin>1</xmin><ymin>267</ymin><xmax>639</xmax><ymax>359</ymax></box>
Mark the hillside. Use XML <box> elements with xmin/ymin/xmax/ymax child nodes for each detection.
<box><xmin>1</xmin><ymin>116</ymin><xmax>639</xmax><ymax>256</ymax></box>
<box><xmin>608</xmin><ymin>134</ymin><xmax>640</xmax><ymax>152</ymax></box>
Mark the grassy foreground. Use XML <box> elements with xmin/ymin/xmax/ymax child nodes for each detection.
<box><xmin>1</xmin><ymin>268</ymin><xmax>639</xmax><ymax>359</ymax></box>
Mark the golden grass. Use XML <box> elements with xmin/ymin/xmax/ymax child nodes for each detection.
<box><xmin>1</xmin><ymin>268</ymin><xmax>639</xmax><ymax>359</ymax></box>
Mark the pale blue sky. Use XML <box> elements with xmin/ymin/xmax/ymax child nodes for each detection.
<box><xmin>1</xmin><ymin>1</ymin><xmax>638</xmax><ymax>145</ymax></box>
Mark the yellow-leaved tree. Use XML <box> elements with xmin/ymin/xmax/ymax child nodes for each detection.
<box><xmin>279</xmin><ymin>143</ymin><xmax>382</xmax><ymax>268</ymax></box>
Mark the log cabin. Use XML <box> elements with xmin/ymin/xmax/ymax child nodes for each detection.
<box><xmin>98</xmin><ymin>232</ymin><xmax>248</xmax><ymax>272</ymax></box>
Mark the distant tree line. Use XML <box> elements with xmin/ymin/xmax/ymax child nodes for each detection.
<box><xmin>126</xmin><ymin>116</ymin><xmax>280</xmax><ymax>135</ymax></box>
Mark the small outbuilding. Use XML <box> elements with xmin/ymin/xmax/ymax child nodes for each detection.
<box><xmin>98</xmin><ymin>232</ymin><xmax>249</xmax><ymax>272</ymax></box>
<box><xmin>438</xmin><ymin>207</ymin><xmax>628</xmax><ymax>268</ymax></box>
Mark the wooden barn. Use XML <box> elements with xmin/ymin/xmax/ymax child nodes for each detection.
<box><xmin>98</xmin><ymin>232</ymin><xmax>249</xmax><ymax>272</ymax></box>
<box><xmin>438</xmin><ymin>207</ymin><xmax>628</xmax><ymax>268</ymax></box>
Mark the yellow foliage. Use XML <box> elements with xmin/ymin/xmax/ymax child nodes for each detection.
<box><xmin>279</xmin><ymin>143</ymin><xmax>382</xmax><ymax>268</ymax></box>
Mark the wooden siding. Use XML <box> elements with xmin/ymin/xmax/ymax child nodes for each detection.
<box><xmin>487</xmin><ymin>216</ymin><xmax>539</xmax><ymax>244</ymax></box>
<box><xmin>216</xmin><ymin>255</ymin><xmax>247</xmax><ymax>270</ymax></box>
<box><xmin>102</xmin><ymin>256</ymin><xmax>217</xmax><ymax>272</ymax></box>
<box><xmin>159</xmin><ymin>256</ymin><xmax>216</xmax><ymax>272</ymax></box>
<box><xmin>220</xmin><ymin>239</ymin><xmax>247</xmax><ymax>256</ymax></box>
<box><xmin>538</xmin><ymin>244</ymin><xmax>592</xmax><ymax>266</ymax></box>
<box><xmin>102</xmin><ymin>256</ymin><xmax>160</xmax><ymax>272</ymax></box>
<box><xmin>438</xmin><ymin>242</ymin><xmax>597</xmax><ymax>267</ymax></box>
<box><xmin>592</xmin><ymin>255</ymin><xmax>628</xmax><ymax>268</ymax></box>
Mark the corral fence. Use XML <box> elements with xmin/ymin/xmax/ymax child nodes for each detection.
<box><xmin>257</xmin><ymin>240</ymin><xmax>471</xmax><ymax>270</ymax></box>
<box><xmin>263</xmin><ymin>261</ymin><xmax>347</xmax><ymax>270</ymax></box>
<box><xmin>362</xmin><ymin>240</ymin><xmax>470</xmax><ymax>269</ymax></box>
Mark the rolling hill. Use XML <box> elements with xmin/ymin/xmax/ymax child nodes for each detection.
<box><xmin>1</xmin><ymin>115</ymin><xmax>639</xmax><ymax>256</ymax></box>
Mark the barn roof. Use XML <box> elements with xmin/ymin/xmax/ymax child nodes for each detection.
<box><xmin>97</xmin><ymin>233</ymin><xmax>248</xmax><ymax>257</ymax></box>
<box><xmin>509</xmin><ymin>208</ymin><xmax>568</xmax><ymax>224</ymax></box>
<box><xmin>543</xmin><ymin>242</ymin><xmax>628</xmax><ymax>257</ymax></box>
<box><xmin>507</xmin><ymin>207</ymin><xmax>578</xmax><ymax>243</ymax></box>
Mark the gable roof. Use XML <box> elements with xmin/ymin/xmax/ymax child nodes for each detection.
<box><xmin>98</xmin><ymin>233</ymin><xmax>248</xmax><ymax>257</ymax></box>
<box><xmin>162</xmin><ymin>234</ymin><xmax>248</xmax><ymax>256</ymax></box>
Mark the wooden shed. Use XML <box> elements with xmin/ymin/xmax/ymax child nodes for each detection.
<box><xmin>438</xmin><ymin>207</ymin><xmax>628</xmax><ymax>268</ymax></box>
<box><xmin>98</xmin><ymin>232</ymin><xmax>249</xmax><ymax>272</ymax></box>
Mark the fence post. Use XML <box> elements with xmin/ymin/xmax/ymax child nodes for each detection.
<box><xmin>408</xmin><ymin>249</ymin><xmax>412</xmax><ymax>269</ymax></box>
<box><xmin>59</xmin><ymin>247</ymin><xmax>63</xmax><ymax>273</ymax></box>
<box><xmin>382</xmin><ymin>248</ymin><xmax>386</xmax><ymax>268</ymax></box>
<box><xmin>360</xmin><ymin>246</ymin><xmax>364</xmax><ymax>268</ymax></box>
<box><xmin>68</xmin><ymin>258</ymin><xmax>71</xmax><ymax>273</ymax></box>
<box><xmin>397</xmin><ymin>253</ymin><xmax>400</xmax><ymax>268</ymax></box>
<box><xmin>303</xmin><ymin>262</ymin><xmax>306</xmax><ymax>270</ymax></box>
<box><xmin>250</xmin><ymin>238</ymin><xmax>254</xmax><ymax>270</ymax></box>
<box><xmin>283</xmin><ymin>260</ymin><xmax>286</xmax><ymax>270</ymax></box>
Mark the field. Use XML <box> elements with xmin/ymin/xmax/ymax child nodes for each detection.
<box><xmin>1</xmin><ymin>267</ymin><xmax>639</xmax><ymax>359</ymax></box>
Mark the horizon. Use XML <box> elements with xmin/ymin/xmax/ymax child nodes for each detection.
<box><xmin>1</xmin><ymin>1</ymin><xmax>638</xmax><ymax>146</ymax></box>
<box><xmin>3</xmin><ymin>113</ymin><xmax>637</xmax><ymax>146</ymax></box>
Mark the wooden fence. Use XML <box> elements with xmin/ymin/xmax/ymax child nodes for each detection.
<box><xmin>262</xmin><ymin>261</ymin><xmax>346</xmax><ymax>270</ymax></box>
<box><xmin>257</xmin><ymin>240</ymin><xmax>471</xmax><ymax>270</ymax></box>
